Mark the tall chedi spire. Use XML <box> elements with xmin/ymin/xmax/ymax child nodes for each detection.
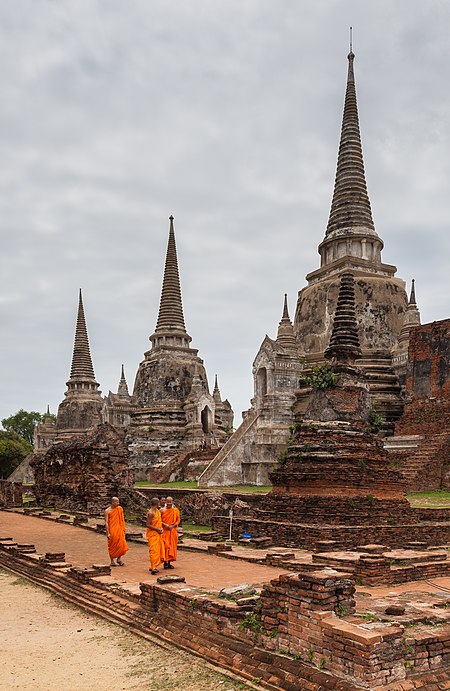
<box><xmin>55</xmin><ymin>289</ymin><xmax>102</xmax><ymax>433</ymax></box>
<box><xmin>66</xmin><ymin>289</ymin><xmax>100</xmax><ymax>394</ymax></box>
<box><xmin>296</xmin><ymin>41</ymin><xmax>406</xmax><ymax>371</ymax></box>
<box><xmin>317</xmin><ymin>45</ymin><xmax>384</xmax><ymax>270</ymax></box>
<box><xmin>150</xmin><ymin>216</ymin><xmax>192</xmax><ymax>350</ymax></box>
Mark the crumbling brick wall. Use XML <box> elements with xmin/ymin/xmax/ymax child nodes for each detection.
<box><xmin>30</xmin><ymin>423</ymin><xmax>133</xmax><ymax>514</ymax></box>
<box><xmin>0</xmin><ymin>480</ymin><xmax>23</xmax><ymax>507</ymax></box>
<box><xmin>405</xmin><ymin>319</ymin><xmax>450</xmax><ymax>401</ymax></box>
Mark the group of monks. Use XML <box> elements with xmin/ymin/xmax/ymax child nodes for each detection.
<box><xmin>104</xmin><ymin>495</ymin><xmax>180</xmax><ymax>574</ymax></box>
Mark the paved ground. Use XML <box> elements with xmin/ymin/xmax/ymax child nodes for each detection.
<box><xmin>0</xmin><ymin>568</ymin><xmax>247</xmax><ymax>691</ymax></box>
<box><xmin>0</xmin><ymin>511</ymin><xmax>287</xmax><ymax>589</ymax></box>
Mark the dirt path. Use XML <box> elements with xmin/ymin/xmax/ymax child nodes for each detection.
<box><xmin>0</xmin><ymin>569</ymin><xmax>247</xmax><ymax>691</ymax></box>
<box><xmin>0</xmin><ymin>511</ymin><xmax>285</xmax><ymax>589</ymax></box>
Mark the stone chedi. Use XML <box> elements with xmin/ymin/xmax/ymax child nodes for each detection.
<box><xmin>294</xmin><ymin>50</ymin><xmax>412</xmax><ymax>421</ymax></box>
<box><xmin>212</xmin><ymin>272</ymin><xmax>420</xmax><ymax>548</ymax></box>
<box><xmin>200</xmin><ymin>49</ymin><xmax>417</xmax><ymax>487</ymax></box>
<box><xmin>32</xmin><ymin>217</ymin><xmax>233</xmax><ymax>483</ymax></box>
<box><xmin>35</xmin><ymin>289</ymin><xmax>103</xmax><ymax>449</ymax></box>
<box><xmin>127</xmin><ymin>216</ymin><xmax>233</xmax><ymax>478</ymax></box>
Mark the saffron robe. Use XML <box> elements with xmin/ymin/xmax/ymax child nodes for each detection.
<box><xmin>162</xmin><ymin>506</ymin><xmax>180</xmax><ymax>562</ymax></box>
<box><xmin>146</xmin><ymin>508</ymin><xmax>166</xmax><ymax>569</ymax></box>
<box><xmin>107</xmin><ymin>506</ymin><xmax>128</xmax><ymax>559</ymax></box>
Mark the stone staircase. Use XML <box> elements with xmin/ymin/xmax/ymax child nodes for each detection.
<box><xmin>361</xmin><ymin>354</ymin><xmax>404</xmax><ymax>424</ymax></box>
<box><xmin>391</xmin><ymin>431</ymin><xmax>450</xmax><ymax>492</ymax></box>
<box><xmin>198</xmin><ymin>410</ymin><xmax>260</xmax><ymax>487</ymax></box>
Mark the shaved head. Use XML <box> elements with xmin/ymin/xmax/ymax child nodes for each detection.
<box><xmin>150</xmin><ymin>497</ymin><xmax>159</xmax><ymax>507</ymax></box>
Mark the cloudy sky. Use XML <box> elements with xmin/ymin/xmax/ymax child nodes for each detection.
<box><xmin>0</xmin><ymin>0</ymin><xmax>449</xmax><ymax>426</ymax></box>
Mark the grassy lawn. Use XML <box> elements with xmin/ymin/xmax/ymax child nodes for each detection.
<box><xmin>134</xmin><ymin>481</ymin><xmax>272</xmax><ymax>494</ymax></box>
<box><xmin>182</xmin><ymin>522</ymin><xmax>212</xmax><ymax>533</ymax></box>
<box><xmin>135</xmin><ymin>481</ymin><xmax>197</xmax><ymax>489</ymax></box>
<box><xmin>407</xmin><ymin>489</ymin><xmax>450</xmax><ymax>508</ymax></box>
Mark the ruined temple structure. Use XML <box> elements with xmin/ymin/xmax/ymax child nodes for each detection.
<box><xmin>31</xmin><ymin>423</ymin><xmax>133</xmax><ymax>514</ymax></box>
<box><xmin>200</xmin><ymin>49</ymin><xmax>419</xmax><ymax>487</ymax></box>
<box><xmin>102</xmin><ymin>364</ymin><xmax>137</xmax><ymax>430</ymax></box>
<box><xmin>127</xmin><ymin>216</ymin><xmax>233</xmax><ymax>479</ymax></box>
<box><xmin>211</xmin><ymin>273</ymin><xmax>449</xmax><ymax>549</ymax></box>
<box><xmin>29</xmin><ymin>218</ymin><xmax>233</xmax><ymax>484</ymax></box>
<box><xmin>386</xmin><ymin>318</ymin><xmax>450</xmax><ymax>491</ymax></box>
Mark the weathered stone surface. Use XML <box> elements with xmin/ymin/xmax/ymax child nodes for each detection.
<box><xmin>31</xmin><ymin>423</ymin><xmax>133</xmax><ymax>514</ymax></box>
<box><xmin>219</xmin><ymin>584</ymin><xmax>256</xmax><ymax>599</ymax></box>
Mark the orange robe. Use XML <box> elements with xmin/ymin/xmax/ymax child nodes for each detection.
<box><xmin>162</xmin><ymin>507</ymin><xmax>180</xmax><ymax>562</ymax></box>
<box><xmin>146</xmin><ymin>508</ymin><xmax>166</xmax><ymax>569</ymax></box>
<box><xmin>107</xmin><ymin>506</ymin><xmax>128</xmax><ymax>559</ymax></box>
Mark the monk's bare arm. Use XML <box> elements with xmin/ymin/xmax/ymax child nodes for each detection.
<box><xmin>146</xmin><ymin>510</ymin><xmax>163</xmax><ymax>534</ymax></box>
<box><xmin>104</xmin><ymin>508</ymin><xmax>111</xmax><ymax>540</ymax></box>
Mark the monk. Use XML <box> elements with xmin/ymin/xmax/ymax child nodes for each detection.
<box><xmin>104</xmin><ymin>497</ymin><xmax>128</xmax><ymax>567</ymax></box>
<box><xmin>162</xmin><ymin>496</ymin><xmax>180</xmax><ymax>569</ymax></box>
<box><xmin>146</xmin><ymin>497</ymin><xmax>166</xmax><ymax>574</ymax></box>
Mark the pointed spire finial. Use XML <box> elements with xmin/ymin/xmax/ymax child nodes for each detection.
<box><xmin>69</xmin><ymin>289</ymin><xmax>96</xmax><ymax>380</ymax></box>
<box><xmin>325</xmin><ymin>48</ymin><xmax>378</xmax><ymax>239</ymax></box>
<box><xmin>64</xmin><ymin>289</ymin><xmax>101</xmax><ymax>398</ymax></box>
<box><xmin>276</xmin><ymin>293</ymin><xmax>296</xmax><ymax>350</ymax></box>
<box><xmin>213</xmin><ymin>374</ymin><xmax>222</xmax><ymax>402</ymax></box>
<box><xmin>117</xmin><ymin>364</ymin><xmax>130</xmax><ymax>397</ymax></box>
<box><xmin>409</xmin><ymin>278</ymin><xmax>417</xmax><ymax>305</ymax></box>
<box><xmin>349</xmin><ymin>26</ymin><xmax>353</xmax><ymax>54</ymax></box>
<box><xmin>282</xmin><ymin>293</ymin><xmax>289</xmax><ymax>320</ymax></box>
<box><xmin>150</xmin><ymin>216</ymin><xmax>192</xmax><ymax>349</ymax></box>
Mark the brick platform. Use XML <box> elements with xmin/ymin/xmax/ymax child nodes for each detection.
<box><xmin>3</xmin><ymin>510</ymin><xmax>450</xmax><ymax>688</ymax></box>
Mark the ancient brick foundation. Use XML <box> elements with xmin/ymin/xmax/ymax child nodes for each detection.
<box><xmin>3</xmin><ymin>535</ymin><xmax>450</xmax><ymax>690</ymax></box>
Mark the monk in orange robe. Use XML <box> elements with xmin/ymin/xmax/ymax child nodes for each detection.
<box><xmin>104</xmin><ymin>497</ymin><xmax>128</xmax><ymax>567</ymax></box>
<box><xmin>162</xmin><ymin>496</ymin><xmax>180</xmax><ymax>569</ymax></box>
<box><xmin>146</xmin><ymin>497</ymin><xmax>166</xmax><ymax>574</ymax></box>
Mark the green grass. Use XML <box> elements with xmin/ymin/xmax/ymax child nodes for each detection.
<box><xmin>134</xmin><ymin>481</ymin><xmax>272</xmax><ymax>493</ymax></box>
<box><xmin>407</xmin><ymin>489</ymin><xmax>450</xmax><ymax>508</ymax></box>
<box><xmin>135</xmin><ymin>481</ymin><xmax>197</xmax><ymax>489</ymax></box>
<box><xmin>182</xmin><ymin>522</ymin><xmax>211</xmax><ymax>533</ymax></box>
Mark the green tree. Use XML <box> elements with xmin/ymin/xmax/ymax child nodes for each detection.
<box><xmin>0</xmin><ymin>431</ymin><xmax>32</xmax><ymax>479</ymax></box>
<box><xmin>1</xmin><ymin>409</ymin><xmax>45</xmax><ymax>445</ymax></box>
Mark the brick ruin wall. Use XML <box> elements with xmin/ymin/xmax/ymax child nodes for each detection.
<box><xmin>0</xmin><ymin>480</ymin><xmax>23</xmax><ymax>507</ymax></box>
<box><xmin>3</xmin><ymin>537</ymin><xmax>450</xmax><ymax>690</ymax></box>
<box><xmin>397</xmin><ymin>319</ymin><xmax>449</xmax><ymax>436</ymax></box>
<box><xmin>211</xmin><ymin>513</ymin><xmax>450</xmax><ymax>550</ymax></box>
<box><xmin>389</xmin><ymin>320</ymin><xmax>450</xmax><ymax>491</ymax></box>
<box><xmin>30</xmin><ymin>423</ymin><xmax>134</xmax><ymax>515</ymax></box>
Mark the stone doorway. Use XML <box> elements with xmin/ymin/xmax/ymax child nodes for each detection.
<box><xmin>256</xmin><ymin>367</ymin><xmax>267</xmax><ymax>402</ymax></box>
<box><xmin>201</xmin><ymin>405</ymin><xmax>212</xmax><ymax>435</ymax></box>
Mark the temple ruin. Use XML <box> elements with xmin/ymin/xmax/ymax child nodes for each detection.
<box><xmin>199</xmin><ymin>49</ymin><xmax>423</xmax><ymax>487</ymax></box>
<box><xmin>32</xmin><ymin>216</ymin><xmax>233</xmax><ymax>482</ymax></box>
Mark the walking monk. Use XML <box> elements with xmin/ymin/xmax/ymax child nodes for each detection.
<box><xmin>162</xmin><ymin>496</ymin><xmax>180</xmax><ymax>569</ymax></box>
<box><xmin>104</xmin><ymin>497</ymin><xmax>128</xmax><ymax>567</ymax></box>
<box><xmin>146</xmin><ymin>497</ymin><xmax>165</xmax><ymax>574</ymax></box>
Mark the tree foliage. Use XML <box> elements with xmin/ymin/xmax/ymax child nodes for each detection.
<box><xmin>0</xmin><ymin>431</ymin><xmax>32</xmax><ymax>479</ymax></box>
<box><xmin>1</xmin><ymin>409</ymin><xmax>45</xmax><ymax>445</ymax></box>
